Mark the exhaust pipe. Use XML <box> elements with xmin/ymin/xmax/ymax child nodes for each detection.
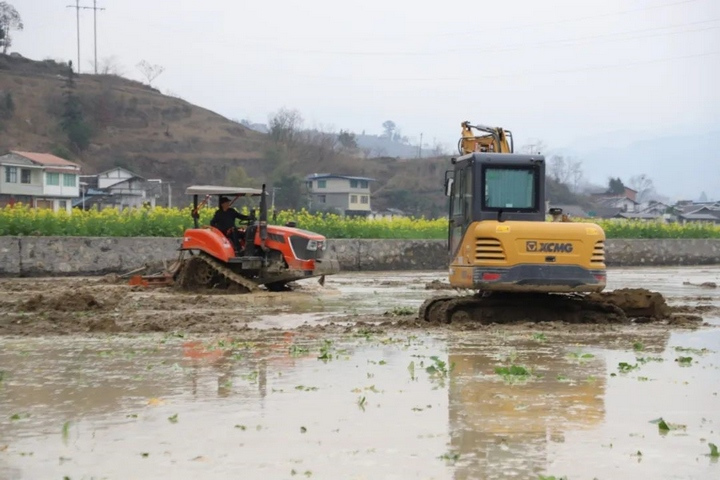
<box><xmin>259</xmin><ymin>183</ymin><xmax>268</xmax><ymax>251</ymax></box>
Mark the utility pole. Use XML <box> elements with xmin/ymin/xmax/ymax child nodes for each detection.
<box><xmin>418</xmin><ymin>132</ymin><xmax>423</xmax><ymax>158</ymax></box>
<box><xmin>66</xmin><ymin>0</ymin><xmax>105</xmax><ymax>74</ymax></box>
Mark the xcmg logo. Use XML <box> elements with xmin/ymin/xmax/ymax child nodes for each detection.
<box><xmin>526</xmin><ymin>241</ymin><xmax>573</xmax><ymax>253</ymax></box>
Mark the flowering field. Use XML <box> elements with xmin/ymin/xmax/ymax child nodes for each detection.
<box><xmin>0</xmin><ymin>205</ymin><xmax>718</xmax><ymax>239</ymax></box>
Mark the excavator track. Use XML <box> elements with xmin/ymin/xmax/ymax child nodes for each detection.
<box><xmin>417</xmin><ymin>290</ymin><xmax>667</xmax><ymax>324</ymax></box>
<box><xmin>176</xmin><ymin>252</ymin><xmax>259</xmax><ymax>292</ymax></box>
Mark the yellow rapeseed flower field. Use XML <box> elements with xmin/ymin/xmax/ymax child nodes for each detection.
<box><xmin>0</xmin><ymin>205</ymin><xmax>718</xmax><ymax>239</ymax></box>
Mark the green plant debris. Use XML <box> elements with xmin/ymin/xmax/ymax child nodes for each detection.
<box><xmin>0</xmin><ymin>370</ymin><xmax>5</xmax><ymax>384</ymax></box>
<box><xmin>357</xmin><ymin>396</ymin><xmax>367</xmax><ymax>411</ymax></box>
<box><xmin>567</xmin><ymin>351</ymin><xmax>595</xmax><ymax>361</ymax></box>
<box><xmin>495</xmin><ymin>365</ymin><xmax>532</xmax><ymax>383</ymax></box>
<box><xmin>295</xmin><ymin>385</ymin><xmax>319</xmax><ymax>392</ymax></box>
<box><xmin>426</xmin><ymin>356</ymin><xmax>453</xmax><ymax>378</ymax></box>
<box><xmin>289</xmin><ymin>344</ymin><xmax>309</xmax><ymax>357</ymax></box>
<box><xmin>9</xmin><ymin>413</ymin><xmax>29</xmax><ymax>421</ymax></box>
<box><xmin>300</xmin><ymin>426</ymin><xmax>307</xmax><ymax>434</ymax></box>
<box><xmin>167</xmin><ymin>414</ymin><xmax>179</xmax><ymax>424</ymax></box>
<box><xmin>674</xmin><ymin>346</ymin><xmax>713</xmax><ymax>355</ymax></box>
<box><xmin>618</xmin><ymin>362</ymin><xmax>639</xmax><ymax>373</ymax></box>
<box><xmin>62</xmin><ymin>421</ymin><xmax>71</xmax><ymax>442</ymax></box>
<box><xmin>141</xmin><ymin>452</ymin><xmax>149</xmax><ymax>458</ymax></box>
<box><xmin>650</xmin><ymin>417</ymin><xmax>686</xmax><ymax>432</ymax></box>
<box><xmin>304</xmin><ymin>471</ymin><xmax>313</xmax><ymax>477</ymax></box>
<box><xmin>538</xmin><ymin>476</ymin><xmax>568</xmax><ymax>480</ymax></box>
<box><xmin>675</xmin><ymin>356</ymin><xmax>693</xmax><ymax>366</ymax></box>
<box><xmin>633</xmin><ymin>450</ymin><xmax>643</xmax><ymax>457</ymax></box>
<box><xmin>385</xmin><ymin>306</ymin><xmax>415</xmax><ymax>316</ymax></box>
<box><xmin>556</xmin><ymin>374</ymin><xmax>569</xmax><ymax>382</ymax></box>
<box><xmin>638</xmin><ymin>377</ymin><xmax>650</xmax><ymax>382</ymax></box>
<box><xmin>439</xmin><ymin>451</ymin><xmax>460</xmax><ymax>464</ymax></box>
<box><xmin>408</xmin><ymin>361</ymin><xmax>416</xmax><ymax>381</ymax></box>
<box><xmin>378</xmin><ymin>360</ymin><xmax>387</xmax><ymax>365</ymax></box>
<box><xmin>708</xmin><ymin>443</ymin><xmax>719</xmax><ymax>458</ymax></box>
<box><xmin>636</xmin><ymin>356</ymin><xmax>664</xmax><ymax>364</ymax></box>
<box><xmin>235</xmin><ymin>425</ymin><xmax>247</xmax><ymax>430</ymax></box>
<box><xmin>318</xmin><ymin>340</ymin><xmax>334</xmax><ymax>362</ymax></box>
<box><xmin>126</xmin><ymin>414</ymin><xmax>138</xmax><ymax>418</ymax></box>
<box><xmin>241</xmin><ymin>370</ymin><xmax>259</xmax><ymax>383</ymax></box>
<box><xmin>633</xmin><ymin>341</ymin><xmax>645</xmax><ymax>351</ymax></box>
<box><xmin>531</xmin><ymin>333</ymin><xmax>547</xmax><ymax>342</ymax></box>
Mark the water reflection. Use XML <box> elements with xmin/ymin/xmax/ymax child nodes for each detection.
<box><xmin>2</xmin><ymin>325</ymin><xmax>719</xmax><ymax>480</ymax></box>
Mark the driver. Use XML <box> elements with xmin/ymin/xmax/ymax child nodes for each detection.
<box><xmin>211</xmin><ymin>196</ymin><xmax>251</xmax><ymax>253</ymax></box>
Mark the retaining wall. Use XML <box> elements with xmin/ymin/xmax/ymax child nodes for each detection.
<box><xmin>0</xmin><ymin>237</ymin><xmax>718</xmax><ymax>276</ymax></box>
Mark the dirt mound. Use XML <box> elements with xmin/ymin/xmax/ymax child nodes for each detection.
<box><xmin>21</xmin><ymin>291</ymin><xmax>109</xmax><ymax>312</ymax></box>
<box><xmin>588</xmin><ymin>288</ymin><xmax>670</xmax><ymax>320</ymax></box>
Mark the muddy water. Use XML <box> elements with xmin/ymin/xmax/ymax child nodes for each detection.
<box><xmin>1</xmin><ymin>266</ymin><xmax>719</xmax><ymax>479</ymax></box>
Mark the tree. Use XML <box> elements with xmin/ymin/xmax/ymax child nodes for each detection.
<box><xmin>268</xmin><ymin>108</ymin><xmax>303</xmax><ymax>146</ymax></box>
<box><xmin>337</xmin><ymin>130</ymin><xmax>357</xmax><ymax>149</ymax></box>
<box><xmin>607</xmin><ymin>177</ymin><xmax>625</xmax><ymax>195</ymax></box>
<box><xmin>60</xmin><ymin>63</ymin><xmax>92</xmax><ymax>151</ymax></box>
<box><xmin>549</xmin><ymin>155</ymin><xmax>584</xmax><ymax>192</ymax></box>
<box><xmin>629</xmin><ymin>174</ymin><xmax>654</xmax><ymax>203</ymax></box>
<box><xmin>382</xmin><ymin>120</ymin><xmax>396</xmax><ymax>139</ymax></box>
<box><xmin>0</xmin><ymin>2</ymin><xmax>23</xmax><ymax>55</ymax></box>
<box><xmin>91</xmin><ymin>56</ymin><xmax>125</xmax><ymax>76</ymax></box>
<box><xmin>271</xmin><ymin>174</ymin><xmax>304</xmax><ymax>210</ymax></box>
<box><xmin>136</xmin><ymin>60</ymin><xmax>165</xmax><ymax>86</ymax></box>
<box><xmin>225</xmin><ymin>166</ymin><xmax>257</xmax><ymax>188</ymax></box>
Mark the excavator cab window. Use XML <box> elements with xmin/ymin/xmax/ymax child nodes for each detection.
<box><xmin>482</xmin><ymin>166</ymin><xmax>537</xmax><ymax>211</ymax></box>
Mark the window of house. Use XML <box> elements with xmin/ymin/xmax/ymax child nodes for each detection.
<box><xmin>63</xmin><ymin>174</ymin><xmax>77</xmax><ymax>187</ymax></box>
<box><xmin>318</xmin><ymin>194</ymin><xmax>326</xmax><ymax>203</ymax></box>
<box><xmin>20</xmin><ymin>169</ymin><xmax>31</xmax><ymax>184</ymax></box>
<box><xmin>46</xmin><ymin>172</ymin><xmax>60</xmax><ymax>186</ymax></box>
<box><xmin>58</xmin><ymin>200</ymin><xmax>68</xmax><ymax>210</ymax></box>
<box><xmin>360</xmin><ymin>195</ymin><xmax>369</xmax><ymax>204</ymax></box>
<box><xmin>350</xmin><ymin>180</ymin><xmax>358</xmax><ymax>188</ymax></box>
<box><xmin>317</xmin><ymin>180</ymin><xmax>327</xmax><ymax>188</ymax></box>
<box><xmin>350</xmin><ymin>194</ymin><xmax>358</xmax><ymax>203</ymax></box>
<box><xmin>360</xmin><ymin>180</ymin><xmax>369</xmax><ymax>189</ymax></box>
<box><xmin>5</xmin><ymin>166</ymin><xmax>17</xmax><ymax>183</ymax></box>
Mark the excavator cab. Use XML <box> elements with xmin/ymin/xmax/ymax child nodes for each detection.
<box><xmin>445</xmin><ymin>152</ymin><xmax>606</xmax><ymax>293</ymax></box>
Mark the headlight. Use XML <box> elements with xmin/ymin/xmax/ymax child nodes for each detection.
<box><xmin>307</xmin><ymin>240</ymin><xmax>318</xmax><ymax>251</ymax></box>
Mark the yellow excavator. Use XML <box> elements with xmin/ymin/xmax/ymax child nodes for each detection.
<box><xmin>420</xmin><ymin>122</ymin><xmax>608</xmax><ymax>323</ymax></box>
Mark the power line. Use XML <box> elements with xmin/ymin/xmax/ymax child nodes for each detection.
<box><xmin>243</xmin><ymin>18</ymin><xmax>720</xmax><ymax>57</ymax></box>
<box><xmin>280</xmin><ymin>50</ymin><xmax>720</xmax><ymax>83</ymax></box>
<box><xmin>66</xmin><ymin>0</ymin><xmax>105</xmax><ymax>74</ymax></box>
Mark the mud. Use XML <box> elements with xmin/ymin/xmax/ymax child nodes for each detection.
<box><xmin>0</xmin><ymin>268</ymin><xmax>717</xmax><ymax>336</ymax></box>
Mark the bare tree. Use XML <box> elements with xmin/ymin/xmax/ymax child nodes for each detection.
<box><xmin>0</xmin><ymin>1</ymin><xmax>23</xmax><ymax>54</ymax></box>
<box><xmin>382</xmin><ymin>120</ymin><xmax>396</xmax><ymax>139</ymax></box>
<box><xmin>136</xmin><ymin>60</ymin><xmax>165</xmax><ymax>86</ymax></box>
<box><xmin>629</xmin><ymin>174</ymin><xmax>655</xmax><ymax>203</ymax></box>
<box><xmin>268</xmin><ymin>107</ymin><xmax>303</xmax><ymax>146</ymax></box>
<box><xmin>520</xmin><ymin>140</ymin><xmax>547</xmax><ymax>154</ymax></box>
<box><xmin>549</xmin><ymin>155</ymin><xmax>584</xmax><ymax>192</ymax></box>
<box><xmin>91</xmin><ymin>56</ymin><xmax>125</xmax><ymax>76</ymax></box>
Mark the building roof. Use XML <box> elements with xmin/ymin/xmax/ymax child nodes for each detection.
<box><xmin>10</xmin><ymin>151</ymin><xmax>80</xmax><ymax>168</ymax></box>
<box><xmin>587</xmin><ymin>207</ymin><xmax>623</xmax><ymax>218</ymax></box>
<box><xmin>306</xmin><ymin>174</ymin><xmax>375</xmax><ymax>182</ymax></box>
<box><xmin>679</xmin><ymin>213</ymin><xmax>720</xmax><ymax>221</ymax></box>
<box><xmin>97</xmin><ymin>166</ymin><xmax>146</xmax><ymax>180</ymax></box>
<box><xmin>615</xmin><ymin>212</ymin><xmax>662</xmax><ymax>220</ymax></box>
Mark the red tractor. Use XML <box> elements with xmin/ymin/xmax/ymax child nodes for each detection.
<box><xmin>174</xmin><ymin>184</ymin><xmax>339</xmax><ymax>291</ymax></box>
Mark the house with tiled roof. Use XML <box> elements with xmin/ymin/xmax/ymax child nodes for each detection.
<box><xmin>0</xmin><ymin>151</ymin><xmax>81</xmax><ymax>212</ymax></box>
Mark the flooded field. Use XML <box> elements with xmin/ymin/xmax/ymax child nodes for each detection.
<box><xmin>1</xmin><ymin>266</ymin><xmax>719</xmax><ymax>479</ymax></box>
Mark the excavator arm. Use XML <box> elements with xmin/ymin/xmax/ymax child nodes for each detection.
<box><xmin>458</xmin><ymin>121</ymin><xmax>514</xmax><ymax>155</ymax></box>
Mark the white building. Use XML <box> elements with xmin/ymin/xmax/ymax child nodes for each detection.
<box><xmin>78</xmin><ymin>167</ymin><xmax>162</xmax><ymax>210</ymax></box>
<box><xmin>305</xmin><ymin>174</ymin><xmax>374</xmax><ymax>216</ymax></box>
<box><xmin>0</xmin><ymin>151</ymin><xmax>81</xmax><ymax>212</ymax></box>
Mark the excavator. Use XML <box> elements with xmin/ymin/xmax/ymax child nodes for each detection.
<box><xmin>419</xmin><ymin>122</ymin><xmax>609</xmax><ymax>323</ymax></box>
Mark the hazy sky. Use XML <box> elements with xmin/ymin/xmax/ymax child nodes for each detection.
<box><xmin>8</xmin><ymin>0</ymin><xmax>720</xmax><ymax>195</ymax></box>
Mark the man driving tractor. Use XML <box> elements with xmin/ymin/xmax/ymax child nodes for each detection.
<box><xmin>211</xmin><ymin>196</ymin><xmax>254</xmax><ymax>255</ymax></box>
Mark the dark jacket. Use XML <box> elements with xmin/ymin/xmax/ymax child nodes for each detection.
<box><xmin>211</xmin><ymin>207</ymin><xmax>250</xmax><ymax>233</ymax></box>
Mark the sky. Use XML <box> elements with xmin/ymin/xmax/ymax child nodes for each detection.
<box><xmin>7</xmin><ymin>0</ymin><xmax>720</xmax><ymax>197</ymax></box>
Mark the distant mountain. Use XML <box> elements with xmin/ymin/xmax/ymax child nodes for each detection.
<box><xmin>559</xmin><ymin>131</ymin><xmax>720</xmax><ymax>201</ymax></box>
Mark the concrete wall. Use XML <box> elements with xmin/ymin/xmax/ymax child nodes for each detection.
<box><xmin>0</xmin><ymin>237</ymin><xmax>718</xmax><ymax>276</ymax></box>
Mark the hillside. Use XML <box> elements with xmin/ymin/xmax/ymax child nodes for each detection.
<box><xmin>0</xmin><ymin>54</ymin><xmax>449</xmax><ymax>215</ymax></box>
